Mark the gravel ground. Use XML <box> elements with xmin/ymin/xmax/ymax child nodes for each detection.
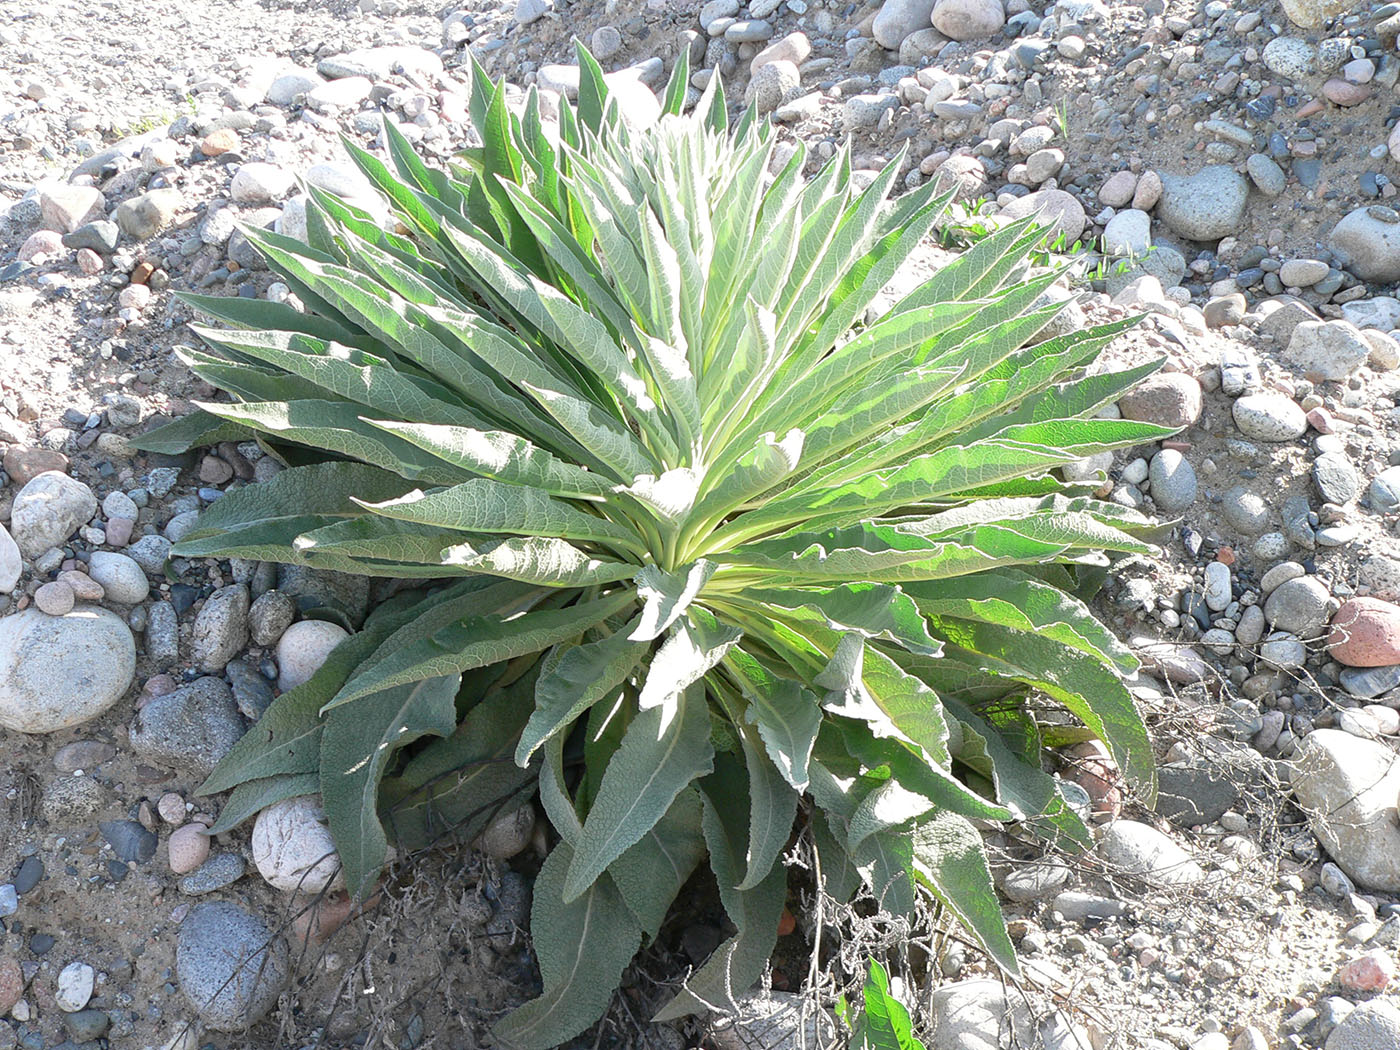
<box><xmin>6</xmin><ymin>0</ymin><xmax>1400</xmax><ymax>1047</ymax></box>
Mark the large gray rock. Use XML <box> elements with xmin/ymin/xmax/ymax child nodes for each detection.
<box><xmin>930</xmin><ymin>979</ymin><xmax>1034</xmax><ymax>1050</ymax></box>
<box><xmin>1282</xmin><ymin>0</ymin><xmax>1357</xmax><ymax>28</ymax></box>
<box><xmin>930</xmin><ymin>0</ymin><xmax>1005</xmax><ymax>40</ymax></box>
<box><xmin>177</xmin><ymin>901</ymin><xmax>289</xmax><ymax>1031</ymax></box>
<box><xmin>710</xmin><ymin>991</ymin><xmax>837</xmax><ymax>1050</ymax></box>
<box><xmin>1285</xmin><ymin>320</ymin><xmax>1372</xmax><ymax>381</ymax></box>
<box><xmin>1291</xmin><ymin>729</ymin><xmax>1400</xmax><ymax>892</ymax></box>
<box><xmin>191</xmin><ymin>584</ymin><xmax>250</xmax><ymax>672</ymax></box>
<box><xmin>86</xmin><ymin>551</ymin><xmax>148</xmax><ymax>604</ymax></box>
<box><xmin>997</xmin><ymin>189</ymin><xmax>1086</xmax><ymax>243</ymax></box>
<box><xmin>873</xmin><ymin>0</ymin><xmax>938</xmax><ymax>48</ymax></box>
<box><xmin>1148</xmin><ymin>449</ymin><xmax>1197</xmax><ymax>512</ymax></box>
<box><xmin>1155</xmin><ymin>764</ymin><xmax>1238</xmax><ymax>827</ymax></box>
<box><xmin>1264</xmin><ymin>576</ymin><xmax>1332</xmax><ymax>637</ymax></box>
<box><xmin>1328</xmin><ymin>206</ymin><xmax>1400</xmax><ymax>283</ymax></box>
<box><xmin>0</xmin><ymin>608</ymin><xmax>135</xmax><ymax>733</ymax></box>
<box><xmin>9</xmin><ymin>471</ymin><xmax>96</xmax><ymax>557</ymax></box>
<box><xmin>1231</xmin><ymin>394</ymin><xmax>1307</xmax><ymax>441</ymax></box>
<box><xmin>1098</xmin><ymin>820</ymin><xmax>1203</xmax><ymax>886</ymax></box>
<box><xmin>1155</xmin><ymin>166</ymin><xmax>1249</xmax><ymax>242</ymax></box>
<box><xmin>130</xmin><ymin>677</ymin><xmax>245</xmax><ymax>776</ymax></box>
<box><xmin>1326</xmin><ymin>1000</ymin><xmax>1400</xmax><ymax>1050</ymax></box>
<box><xmin>0</xmin><ymin>523</ymin><xmax>19</xmax><ymax>594</ymax></box>
<box><xmin>316</xmin><ymin>45</ymin><xmax>443</xmax><ymax>81</ymax></box>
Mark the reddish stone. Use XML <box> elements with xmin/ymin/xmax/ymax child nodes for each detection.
<box><xmin>0</xmin><ymin>955</ymin><xmax>22</xmax><ymax>1014</ymax></box>
<box><xmin>1307</xmin><ymin>406</ymin><xmax>1336</xmax><ymax>434</ymax></box>
<box><xmin>76</xmin><ymin>248</ymin><xmax>103</xmax><ymax>275</ymax></box>
<box><xmin>1296</xmin><ymin>99</ymin><xmax>1326</xmax><ymax>119</ymax></box>
<box><xmin>777</xmin><ymin>908</ymin><xmax>797</xmax><ymax>936</ymax></box>
<box><xmin>2</xmin><ymin>447</ymin><xmax>69</xmax><ymax>485</ymax></box>
<box><xmin>18</xmin><ymin>230</ymin><xmax>63</xmax><ymax>263</ymax></box>
<box><xmin>130</xmin><ymin>261</ymin><xmax>155</xmax><ymax>285</ymax></box>
<box><xmin>58</xmin><ymin>570</ymin><xmax>104</xmax><ymax>600</ymax></box>
<box><xmin>1329</xmin><ymin>598</ymin><xmax>1400</xmax><ymax>667</ymax></box>
<box><xmin>1067</xmin><ymin>740</ymin><xmax>1121</xmax><ymax>819</ymax></box>
<box><xmin>290</xmin><ymin>889</ymin><xmax>380</xmax><ymax>948</ymax></box>
<box><xmin>1216</xmin><ymin>547</ymin><xmax>1236</xmax><ymax>566</ymax></box>
<box><xmin>199</xmin><ymin>127</ymin><xmax>239</xmax><ymax>157</ymax></box>
<box><xmin>1339</xmin><ymin>951</ymin><xmax>1394</xmax><ymax>992</ymax></box>
<box><xmin>1323</xmin><ymin>79</ymin><xmax>1370</xmax><ymax>107</ymax></box>
<box><xmin>143</xmin><ymin>674</ymin><xmax>177</xmax><ymax>697</ymax></box>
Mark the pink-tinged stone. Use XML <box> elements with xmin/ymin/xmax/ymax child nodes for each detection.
<box><xmin>18</xmin><ymin>230</ymin><xmax>63</xmax><ymax>262</ymax></box>
<box><xmin>199</xmin><ymin>127</ymin><xmax>239</xmax><ymax>156</ymax></box>
<box><xmin>1132</xmin><ymin>170</ymin><xmax>1163</xmax><ymax>210</ymax></box>
<box><xmin>1117</xmin><ymin>372</ymin><xmax>1204</xmax><ymax>429</ymax></box>
<box><xmin>198</xmin><ymin>455</ymin><xmax>234</xmax><ymax>484</ymax></box>
<box><xmin>158</xmin><ymin>792</ymin><xmax>186</xmax><ymax>825</ymax></box>
<box><xmin>58</xmin><ymin>570</ymin><xmax>104</xmax><ymax>601</ymax></box>
<box><xmin>117</xmin><ymin>283</ymin><xmax>151</xmax><ymax>311</ymax></box>
<box><xmin>143</xmin><ymin>673</ymin><xmax>177</xmax><ymax>697</ymax></box>
<box><xmin>290</xmin><ymin>888</ymin><xmax>380</xmax><ymax>948</ymax></box>
<box><xmin>1296</xmin><ymin>99</ymin><xmax>1326</xmax><ymax>119</ymax></box>
<box><xmin>1323</xmin><ymin>79</ymin><xmax>1370</xmax><ymax>106</ymax></box>
<box><xmin>1307</xmin><ymin>406</ymin><xmax>1336</xmax><ymax>433</ymax></box>
<box><xmin>104</xmin><ymin>516</ymin><xmax>135</xmax><ymax>547</ymax></box>
<box><xmin>1067</xmin><ymin>740</ymin><xmax>1121</xmax><ymax>819</ymax></box>
<box><xmin>0</xmin><ymin>955</ymin><xmax>21</xmax><ymax>1014</ymax></box>
<box><xmin>75</xmin><ymin>248</ymin><xmax>103</xmax><ymax>275</ymax></box>
<box><xmin>1099</xmin><ymin>170</ymin><xmax>1138</xmax><ymax>208</ymax></box>
<box><xmin>438</xmin><ymin>91</ymin><xmax>466</xmax><ymax>123</ymax></box>
<box><xmin>1338</xmin><ymin>951</ymin><xmax>1394</xmax><ymax>992</ymax></box>
<box><xmin>1328</xmin><ymin>597</ymin><xmax>1400</xmax><ymax>667</ymax></box>
<box><xmin>167</xmin><ymin>822</ymin><xmax>210</xmax><ymax>874</ymax></box>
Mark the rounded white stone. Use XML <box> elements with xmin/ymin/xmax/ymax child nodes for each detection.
<box><xmin>0</xmin><ymin>607</ymin><xmax>136</xmax><ymax>733</ymax></box>
<box><xmin>276</xmin><ymin>620</ymin><xmax>351</xmax><ymax>691</ymax></box>
<box><xmin>252</xmin><ymin>795</ymin><xmax>345</xmax><ymax>893</ymax></box>
<box><xmin>86</xmin><ymin>551</ymin><xmax>149</xmax><ymax>604</ymax></box>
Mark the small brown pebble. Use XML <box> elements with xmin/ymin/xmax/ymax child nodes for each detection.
<box><xmin>34</xmin><ymin>581</ymin><xmax>75</xmax><ymax>616</ymax></box>
<box><xmin>198</xmin><ymin>455</ymin><xmax>234</xmax><ymax>485</ymax></box>
<box><xmin>2</xmin><ymin>447</ymin><xmax>70</xmax><ymax>485</ymax></box>
<box><xmin>130</xmin><ymin>261</ymin><xmax>155</xmax><ymax>285</ymax></box>
<box><xmin>777</xmin><ymin>908</ymin><xmax>797</xmax><ymax>936</ymax></box>
<box><xmin>53</xmin><ymin>740</ymin><xmax>116</xmax><ymax>773</ymax></box>
<box><xmin>168</xmin><ymin>822</ymin><xmax>210</xmax><ymax>874</ymax></box>
<box><xmin>157</xmin><ymin>792</ymin><xmax>186</xmax><ymax>825</ymax></box>
<box><xmin>58</xmin><ymin>570</ymin><xmax>104</xmax><ymax>601</ymax></box>
<box><xmin>290</xmin><ymin>889</ymin><xmax>380</xmax><ymax>948</ymax></box>
<box><xmin>139</xmin><ymin>800</ymin><xmax>157</xmax><ymax>832</ymax></box>
<box><xmin>143</xmin><ymin>674</ymin><xmax>177</xmax><ymax>696</ymax></box>
<box><xmin>199</xmin><ymin>127</ymin><xmax>239</xmax><ymax>156</ymax></box>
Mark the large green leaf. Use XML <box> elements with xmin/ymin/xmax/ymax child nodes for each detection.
<box><xmin>607</xmin><ymin>788</ymin><xmax>707</xmax><ymax>939</ymax></box>
<box><xmin>563</xmin><ymin>684</ymin><xmax>715</xmax><ymax>901</ymax></box>
<box><xmin>494</xmin><ymin>843</ymin><xmax>643</xmax><ymax>1049</ymax></box>
<box><xmin>333</xmin><ymin>590</ymin><xmax>636</xmax><ymax>705</ymax></box>
<box><xmin>320</xmin><ymin>673</ymin><xmax>462</xmax><ymax>896</ymax></box>
<box><xmin>911</xmin><ymin>812</ymin><xmax>1018</xmax><ymax>973</ymax></box>
<box><xmin>653</xmin><ymin>755</ymin><xmax>787</xmax><ymax>1021</ymax></box>
<box><xmin>517</xmin><ymin>621</ymin><xmax>649</xmax><ymax>764</ymax></box>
